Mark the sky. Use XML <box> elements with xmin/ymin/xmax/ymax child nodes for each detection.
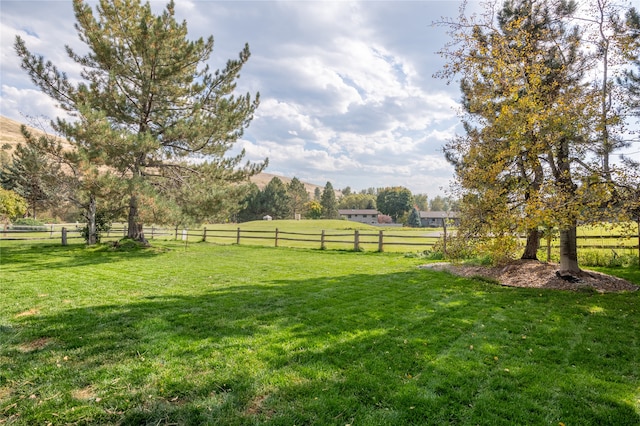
<box><xmin>1</xmin><ymin>1</ymin><xmax>638</xmax><ymax>198</ymax></box>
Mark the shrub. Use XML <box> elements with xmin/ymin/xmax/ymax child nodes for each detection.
<box><xmin>13</xmin><ymin>217</ymin><xmax>45</xmax><ymax>226</ymax></box>
<box><xmin>10</xmin><ymin>217</ymin><xmax>47</xmax><ymax>231</ymax></box>
<box><xmin>579</xmin><ymin>249</ymin><xmax>639</xmax><ymax>268</ymax></box>
<box><xmin>79</xmin><ymin>211</ymin><xmax>112</xmax><ymax>244</ymax></box>
<box><xmin>476</xmin><ymin>235</ymin><xmax>521</xmax><ymax>266</ymax></box>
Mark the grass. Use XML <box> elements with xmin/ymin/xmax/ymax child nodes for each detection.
<box><xmin>1</xmin><ymin>240</ymin><xmax>639</xmax><ymax>425</ymax></box>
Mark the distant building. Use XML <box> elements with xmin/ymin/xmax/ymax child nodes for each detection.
<box><xmin>338</xmin><ymin>209</ymin><xmax>380</xmax><ymax>225</ymax></box>
<box><xmin>419</xmin><ymin>211</ymin><xmax>460</xmax><ymax>228</ymax></box>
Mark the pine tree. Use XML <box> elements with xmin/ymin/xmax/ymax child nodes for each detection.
<box><xmin>320</xmin><ymin>182</ymin><xmax>339</xmax><ymax>219</ymax></box>
<box><xmin>14</xmin><ymin>0</ymin><xmax>266</xmax><ymax>241</ymax></box>
<box><xmin>0</xmin><ymin>141</ymin><xmax>62</xmax><ymax>220</ymax></box>
<box><xmin>407</xmin><ymin>208</ymin><xmax>422</xmax><ymax>228</ymax></box>
<box><xmin>262</xmin><ymin>177</ymin><xmax>290</xmax><ymax>220</ymax></box>
<box><xmin>236</xmin><ymin>183</ymin><xmax>263</xmax><ymax>223</ymax></box>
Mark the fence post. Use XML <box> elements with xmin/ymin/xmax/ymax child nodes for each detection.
<box><xmin>151</xmin><ymin>226</ymin><xmax>155</xmax><ymax>240</ymax></box>
<box><xmin>202</xmin><ymin>227</ymin><xmax>207</xmax><ymax>242</ymax></box>
<box><xmin>61</xmin><ymin>227</ymin><xmax>68</xmax><ymax>246</ymax></box>
<box><xmin>236</xmin><ymin>227</ymin><xmax>241</xmax><ymax>245</ymax></box>
<box><xmin>124</xmin><ymin>226</ymin><xmax>127</xmax><ymax>237</ymax></box>
<box><xmin>275</xmin><ymin>228</ymin><xmax>279</xmax><ymax>247</ymax></box>
<box><xmin>354</xmin><ymin>230</ymin><xmax>360</xmax><ymax>251</ymax></box>
<box><xmin>50</xmin><ymin>224</ymin><xmax>54</xmax><ymax>238</ymax></box>
<box><xmin>182</xmin><ymin>229</ymin><xmax>188</xmax><ymax>241</ymax></box>
<box><xmin>378</xmin><ymin>230</ymin><xmax>384</xmax><ymax>252</ymax></box>
<box><xmin>321</xmin><ymin>230</ymin><xmax>326</xmax><ymax>250</ymax></box>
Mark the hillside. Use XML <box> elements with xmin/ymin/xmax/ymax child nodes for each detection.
<box><xmin>0</xmin><ymin>116</ymin><xmax>37</xmax><ymax>151</ymax></box>
<box><xmin>0</xmin><ymin>115</ymin><xmax>326</xmax><ymax>195</ymax></box>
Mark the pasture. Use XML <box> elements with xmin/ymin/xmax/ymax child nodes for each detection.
<box><xmin>0</xmin><ymin>240</ymin><xmax>639</xmax><ymax>425</ymax></box>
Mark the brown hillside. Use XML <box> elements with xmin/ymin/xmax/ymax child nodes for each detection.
<box><xmin>250</xmin><ymin>172</ymin><xmax>328</xmax><ymax>197</ymax></box>
<box><xmin>0</xmin><ymin>116</ymin><xmax>72</xmax><ymax>154</ymax></box>
<box><xmin>1</xmin><ymin>116</ymin><xmax>32</xmax><ymax>151</ymax></box>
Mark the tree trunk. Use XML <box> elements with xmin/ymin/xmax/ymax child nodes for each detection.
<box><xmin>126</xmin><ymin>195</ymin><xmax>148</xmax><ymax>243</ymax></box>
<box><xmin>559</xmin><ymin>226</ymin><xmax>580</xmax><ymax>273</ymax></box>
<box><xmin>86</xmin><ymin>193</ymin><xmax>97</xmax><ymax>245</ymax></box>
<box><xmin>521</xmin><ymin>228</ymin><xmax>540</xmax><ymax>260</ymax></box>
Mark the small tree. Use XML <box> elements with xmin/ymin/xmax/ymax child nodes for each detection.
<box><xmin>407</xmin><ymin>207</ymin><xmax>422</xmax><ymax>228</ymax></box>
<box><xmin>320</xmin><ymin>182</ymin><xmax>339</xmax><ymax>219</ymax></box>
<box><xmin>305</xmin><ymin>200</ymin><xmax>323</xmax><ymax>219</ymax></box>
<box><xmin>0</xmin><ymin>141</ymin><xmax>62</xmax><ymax>220</ymax></box>
<box><xmin>0</xmin><ymin>188</ymin><xmax>27</xmax><ymax>223</ymax></box>
<box><xmin>287</xmin><ymin>177</ymin><xmax>309</xmax><ymax>219</ymax></box>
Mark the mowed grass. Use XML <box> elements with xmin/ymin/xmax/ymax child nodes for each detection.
<box><xmin>0</xmin><ymin>241</ymin><xmax>639</xmax><ymax>425</ymax></box>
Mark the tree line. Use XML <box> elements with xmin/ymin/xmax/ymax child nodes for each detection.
<box><xmin>232</xmin><ymin>177</ymin><xmax>458</xmax><ymax>224</ymax></box>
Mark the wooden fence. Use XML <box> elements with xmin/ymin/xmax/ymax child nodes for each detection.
<box><xmin>1</xmin><ymin>224</ymin><xmax>639</xmax><ymax>259</ymax></box>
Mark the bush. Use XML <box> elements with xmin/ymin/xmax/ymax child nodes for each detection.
<box><xmin>13</xmin><ymin>217</ymin><xmax>45</xmax><ymax>226</ymax></box>
<box><xmin>80</xmin><ymin>211</ymin><xmax>112</xmax><ymax>244</ymax></box>
<box><xmin>431</xmin><ymin>235</ymin><xmax>476</xmax><ymax>262</ymax></box>
<box><xmin>10</xmin><ymin>217</ymin><xmax>47</xmax><ymax>231</ymax></box>
<box><xmin>578</xmin><ymin>249</ymin><xmax>639</xmax><ymax>268</ymax></box>
<box><xmin>476</xmin><ymin>235</ymin><xmax>521</xmax><ymax>266</ymax></box>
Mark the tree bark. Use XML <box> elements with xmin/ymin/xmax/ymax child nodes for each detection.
<box><xmin>126</xmin><ymin>195</ymin><xmax>146</xmax><ymax>242</ymax></box>
<box><xmin>559</xmin><ymin>226</ymin><xmax>580</xmax><ymax>273</ymax></box>
<box><xmin>86</xmin><ymin>193</ymin><xmax>97</xmax><ymax>245</ymax></box>
<box><xmin>521</xmin><ymin>228</ymin><xmax>540</xmax><ymax>260</ymax></box>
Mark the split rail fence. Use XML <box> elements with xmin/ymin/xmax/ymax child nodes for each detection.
<box><xmin>1</xmin><ymin>224</ymin><xmax>639</xmax><ymax>260</ymax></box>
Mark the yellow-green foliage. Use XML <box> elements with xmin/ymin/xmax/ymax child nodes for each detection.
<box><xmin>0</xmin><ymin>188</ymin><xmax>27</xmax><ymax>221</ymax></box>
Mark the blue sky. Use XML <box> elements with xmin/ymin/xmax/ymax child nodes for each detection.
<box><xmin>1</xmin><ymin>1</ymin><xmax>638</xmax><ymax>197</ymax></box>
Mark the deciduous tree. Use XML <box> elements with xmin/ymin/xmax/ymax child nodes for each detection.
<box><xmin>287</xmin><ymin>177</ymin><xmax>309</xmax><ymax>219</ymax></box>
<box><xmin>0</xmin><ymin>188</ymin><xmax>27</xmax><ymax>223</ymax></box>
<box><xmin>376</xmin><ymin>187</ymin><xmax>413</xmax><ymax>223</ymax></box>
<box><xmin>437</xmin><ymin>0</ymin><xmax>622</xmax><ymax>272</ymax></box>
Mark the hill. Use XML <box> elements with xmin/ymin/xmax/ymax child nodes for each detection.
<box><xmin>0</xmin><ymin>115</ymin><xmax>326</xmax><ymax>196</ymax></box>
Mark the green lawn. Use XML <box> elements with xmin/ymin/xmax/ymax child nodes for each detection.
<box><xmin>1</xmin><ymin>240</ymin><xmax>639</xmax><ymax>425</ymax></box>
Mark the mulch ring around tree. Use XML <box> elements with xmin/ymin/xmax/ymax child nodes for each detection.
<box><xmin>420</xmin><ymin>259</ymin><xmax>639</xmax><ymax>293</ymax></box>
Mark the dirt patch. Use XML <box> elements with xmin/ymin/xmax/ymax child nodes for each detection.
<box><xmin>245</xmin><ymin>394</ymin><xmax>274</xmax><ymax>418</ymax></box>
<box><xmin>71</xmin><ymin>387</ymin><xmax>97</xmax><ymax>401</ymax></box>
<box><xmin>15</xmin><ymin>308</ymin><xmax>39</xmax><ymax>318</ymax></box>
<box><xmin>420</xmin><ymin>259</ymin><xmax>639</xmax><ymax>293</ymax></box>
<box><xmin>17</xmin><ymin>337</ymin><xmax>53</xmax><ymax>353</ymax></box>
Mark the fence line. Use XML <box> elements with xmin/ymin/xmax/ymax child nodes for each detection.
<box><xmin>1</xmin><ymin>224</ymin><xmax>639</xmax><ymax>258</ymax></box>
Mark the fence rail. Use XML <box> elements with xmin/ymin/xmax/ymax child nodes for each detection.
<box><xmin>1</xmin><ymin>224</ymin><xmax>639</xmax><ymax>258</ymax></box>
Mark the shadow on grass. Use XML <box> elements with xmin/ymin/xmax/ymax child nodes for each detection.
<box><xmin>3</xmin><ymin>269</ymin><xmax>640</xmax><ymax>425</ymax></box>
<box><xmin>0</xmin><ymin>241</ymin><xmax>166</xmax><ymax>272</ymax></box>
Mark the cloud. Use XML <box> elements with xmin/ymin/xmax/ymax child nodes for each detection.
<box><xmin>0</xmin><ymin>0</ymin><xmax>469</xmax><ymax>197</ymax></box>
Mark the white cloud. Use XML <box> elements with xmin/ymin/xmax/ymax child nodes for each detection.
<box><xmin>0</xmin><ymin>0</ymin><xmax>471</xmax><ymax>197</ymax></box>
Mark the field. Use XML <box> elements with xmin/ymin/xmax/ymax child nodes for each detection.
<box><xmin>1</xmin><ymin>240</ymin><xmax>639</xmax><ymax>425</ymax></box>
